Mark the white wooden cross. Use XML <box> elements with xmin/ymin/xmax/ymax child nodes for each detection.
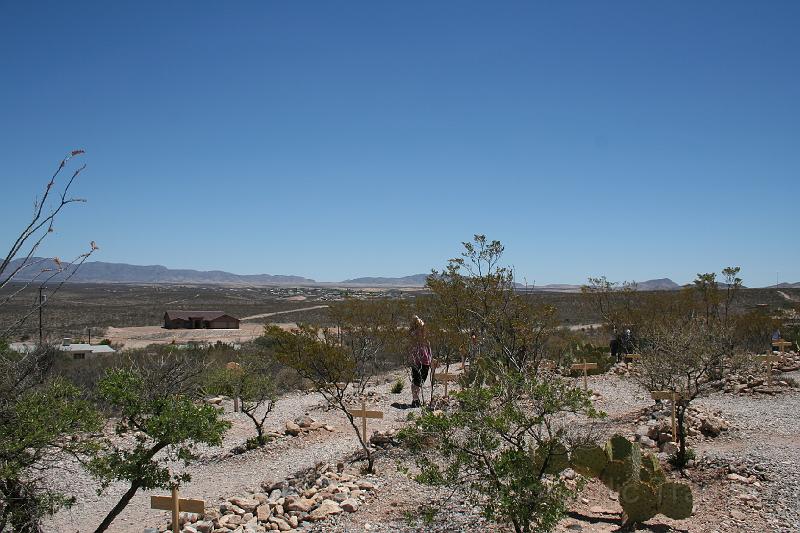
<box><xmin>151</xmin><ymin>487</ymin><xmax>205</xmax><ymax>533</ymax></box>
<box><xmin>350</xmin><ymin>400</ymin><xmax>383</xmax><ymax>442</ymax></box>
<box><xmin>570</xmin><ymin>359</ymin><xmax>598</xmax><ymax>390</ymax></box>
<box><xmin>651</xmin><ymin>390</ymin><xmax>682</xmax><ymax>441</ymax></box>
<box><xmin>756</xmin><ymin>352</ymin><xmax>780</xmax><ymax>386</ymax></box>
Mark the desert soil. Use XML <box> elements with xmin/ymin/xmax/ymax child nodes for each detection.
<box><xmin>47</xmin><ymin>367</ymin><xmax>800</xmax><ymax>533</ymax></box>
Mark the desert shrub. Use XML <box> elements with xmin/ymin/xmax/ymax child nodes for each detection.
<box><xmin>390</xmin><ymin>378</ymin><xmax>404</xmax><ymax>393</ymax></box>
<box><xmin>400</xmin><ymin>236</ymin><xmax>603</xmax><ymax>533</ymax></box>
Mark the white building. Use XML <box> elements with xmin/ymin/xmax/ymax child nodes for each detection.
<box><xmin>9</xmin><ymin>338</ymin><xmax>116</xmax><ymax>360</ymax></box>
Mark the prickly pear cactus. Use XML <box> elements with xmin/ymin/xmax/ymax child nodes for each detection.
<box><xmin>658</xmin><ymin>481</ymin><xmax>693</xmax><ymax>519</ymax></box>
<box><xmin>600</xmin><ymin>459</ymin><xmax>634</xmax><ymax>492</ymax></box>
<box><xmin>619</xmin><ymin>480</ymin><xmax>659</xmax><ymax>523</ymax></box>
<box><xmin>570</xmin><ymin>445</ymin><xmax>608</xmax><ymax>477</ymax></box>
<box><xmin>640</xmin><ymin>453</ymin><xmax>667</xmax><ymax>485</ymax></box>
<box><xmin>571</xmin><ymin>434</ymin><xmax>693</xmax><ymax>525</ymax></box>
<box><xmin>606</xmin><ymin>434</ymin><xmax>634</xmax><ymax>461</ymax></box>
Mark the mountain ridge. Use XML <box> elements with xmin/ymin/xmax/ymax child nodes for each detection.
<box><xmin>4</xmin><ymin>258</ymin><xmax>793</xmax><ymax>290</ymax></box>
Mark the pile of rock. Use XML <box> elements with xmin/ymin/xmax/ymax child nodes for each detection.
<box><xmin>284</xmin><ymin>415</ymin><xmax>334</xmax><ymax>437</ymax></box>
<box><xmin>721</xmin><ymin>365</ymin><xmax>799</xmax><ymax>395</ymax></box>
<box><xmin>633</xmin><ymin>404</ymin><xmax>730</xmax><ymax>453</ymax></box>
<box><xmin>369</xmin><ymin>428</ymin><xmax>398</xmax><ymax>449</ymax></box>
<box><xmin>342</xmin><ymin>390</ymin><xmax>387</xmax><ymax>409</ymax></box>
<box><xmin>164</xmin><ymin>467</ymin><xmax>378</xmax><ymax>533</ymax></box>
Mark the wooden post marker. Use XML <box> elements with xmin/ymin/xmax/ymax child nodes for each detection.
<box><xmin>756</xmin><ymin>352</ymin><xmax>780</xmax><ymax>386</ymax></box>
<box><xmin>151</xmin><ymin>486</ymin><xmax>205</xmax><ymax>533</ymax></box>
<box><xmin>570</xmin><ymin>360</ymin><xmax>598</xmax><ymax>390</ymax></box>
<box><xmin>226</xmin><ymin>362</ymin><xmax>243</xmax><ymax>413</ymax></box>
<box><xmin>651</xmin><ymin>391</ymin><xmax>682</xmax><ymax>441</ymax></box>
<box><xmin>624</xmin><ymin>353</ymin><xmax>641</xmax><ymax>364</ymax></box>
<box><xmin>772</xmin><ymin>339</ymin><xmax>791</xmax><ymax>353</ymax></box>
<box><xmin>350</xmin><ymin>400</ymin><xmax>383</xmax><ymax>442</ymax></box>
<box><xmin>433</xmin><ymin>372</ymin><xmax>460</xmax><ymax>398</ymax></box>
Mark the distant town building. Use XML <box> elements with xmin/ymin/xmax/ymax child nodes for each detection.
<box><xmin>163</xmin><ymin>310</ymin><xmax>240</xmax><ymax>330</ymax></box>
<box><xmin>9</xmin><ymin>339</ymin><xmax>116</xmax><ymax>360</ymax></box>
<box><xmin>58</xmin><ymin>338</ymin><xmax>116</xmax><ymax>359</ymax></box>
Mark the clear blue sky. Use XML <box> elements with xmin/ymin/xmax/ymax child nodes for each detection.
<box><xmin>1</xmin><ymin>1</ymin><xmax>798</xmax><ymax>286</ymax></box>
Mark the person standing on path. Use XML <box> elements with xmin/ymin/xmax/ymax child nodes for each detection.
<box><xmin>409</xmin><ymin>315</ymin><xmax>432</xmax><ymax>408</ymax></box>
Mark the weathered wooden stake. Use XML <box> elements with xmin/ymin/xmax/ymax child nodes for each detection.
<box><xmin>233</xmin><ymin>397</ymin><xmax>240</xmax><ymax>413</ymax></box>
<box><xmin>350</xmin><ymin>400</ymin><xmax>383</xmax><ymax>442</ymax></box>
<box><xmin>151</xmin><ymin>486</ymin><xmax>204</xmax><ymax>533</ymax></box>
<box><xmin>651</xmin><ymin>391</ymin><xmax>682</xmax><ymax>441</ymax></box>
<box><xmin>570</xmin><ymin>359</ymin><xmax>598</xmax><ymax>391</ymax></box>
<box><xmin>756</xmin><ymin>353</ymin><xmax>779</xmax><ymax>387</ymax></box>
<box><xmin>434</xmin><ymin>372</ymin><xmax>459</xmax><ymax>398</ymax></box>
<box><xmin>624</xmin><ymin>353</ymin><xmax>641</xmax><ymax>364</ymax></box>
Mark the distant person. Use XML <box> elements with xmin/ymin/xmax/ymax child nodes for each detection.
<box><xmin>409</xmin><ymin>315</ymin><xmax>432</xmax><ymax>408</ymax></box>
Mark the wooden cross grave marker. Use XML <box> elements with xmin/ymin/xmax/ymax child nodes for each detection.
<box><xmin>433</xmin><ymin>371</ymin><xmax>460</xmax><ymax>398</ymax></box>
<box><xmin>226</xmin><ymin>362</ymin><xmax>242</xmax><ymax>413</ymax></box>
<box><xmin>756</xmin><ymin>352</ymin><xmax>780</xmax><ymax>387</ymax></box>
<box><xmin>651</xmin><ymin>391</ymin><xmax>683</xmax><ymax>441</ymax></box>
<box><xmin>151</xmin><ymin>486</ymin><xmax>205</xmax><ymax>533</ymax></box>
<box><xmin>570</xmin><ymin>359</ymin><xmax>598</xmax><ymax>390</ymax></box>
<box><xmin>624</xmin><ymin>353</ymin><xmax>641</xmax><ymax>364</ymax></box>
<box><xmin>772</xmin><ymin>340</ymin><xmax>792</xmax><ymax>363</ymax></box>
<box><xmin>350</xmin><ymin>400</ymin><xmax>383</xmax><ymax>442</ymax></box>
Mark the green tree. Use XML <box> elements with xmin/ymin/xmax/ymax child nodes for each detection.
<box><xmin>401</xmin><ymin>236</ymin><xmax>602</xmax><ymax>533</ymax></box>
<box><xmin>207</xmin><ymin>356</ymin><xmax>277</xmax><ymax>447</ymax></box>
<box><xmin>265</xmin><ymin>299</ymin><xmax>402</xmax><ymax>473</ymax></box>
<box><xmin>0</xmin><ymin>369</ymin><xmax>102</xmax><ymax>531</ymax></box>
<box><xmin>90</xmin><ymin>361</ymin><xmax>230</xmax><ymax>532</ymax></box>
<box><xmin>0</xmin><ymin>152</ymin><xmax>102</xmax><ymax>531</ymax></box>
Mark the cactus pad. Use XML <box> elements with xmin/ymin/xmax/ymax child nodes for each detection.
<box><xmin>570</xmin><ymin>445</ymin><xmax>608</xmax><ymax>477</ymax></box>
<box><xmin>600</xmin><ymin>459</ymin><xmax>634</xmax><ymax>492</ymax></box>
<box><xmin>606</xmin><ymin>434</ymin><xmax>634</xmax><ymax>461</ymax></box>
<box><xmin>534</xmin><ymin>441</ymin><xmax>570</xmax><ymax>475</ymax></box>
<box><xmin>619</xmin><ymin>480</ymin><xmax>658</xmax><ymax>524</ymax></box>
<box><xmin>640</xmin><ymin>453</ymin><xmax>666</xmax><ymax>485</ymax></box>
<box><xmin>658</xmin><ymin>482</ymin><xmax>693</xmax><ymax>519</ymax></box>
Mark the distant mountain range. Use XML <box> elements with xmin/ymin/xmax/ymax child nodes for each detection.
<box><xmin>4</xmin><ymin>258</ymin><xmax>794</xmax><ymax>290</ymax></box>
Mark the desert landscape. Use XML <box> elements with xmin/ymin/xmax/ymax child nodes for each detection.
<box><xmin>3</xmin><ymin>3</ymin><xmax>800</xmax><ymax>533</ymax></box>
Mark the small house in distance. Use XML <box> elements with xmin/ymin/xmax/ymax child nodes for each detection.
<box><xmin>59</xmin><ymin>338</ymin><xmax>116</xmax><ymax>360</ymax></box>
<box><xmin>164</xmin><ymin>310</ymin><xmax>240</xmax><ymax>330</ymax></box>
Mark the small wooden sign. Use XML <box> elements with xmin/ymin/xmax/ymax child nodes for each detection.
<box><xmin>756</xmin><ymin>353</ymin><xmax>780</xmax><ymax>386</ymax></box>
<box><xmin>772</xmin><ymin>339</ymin><xmax>791</xmax><ymax>352</ymax></box>
<box><xmin>570</xmin><ymin>360</ymin><xmax>598</xmax><ymax>390</ymax></box>
<box><xmin>350</xmin><ymin>400</ymin><xmax>383</xmax><ymax>442</ymax></box>
<box><xmin>624</xmin><ymin>353</ymin><xmax>641</xmax><ymax>363</ymax></box>
<box><xmin>151</xmin><ymin>487</ymin><xmax>205</xmax><ymax>533</ymax></box>
<box><xmin>651</xmin><ymin>391</ymin><xmax>682</xmax><ymax>441</ymax></box>
<box><xmin>433</xmin><ymin>372</ymin><xmax>460</xmax><ymax>397</ymax></box>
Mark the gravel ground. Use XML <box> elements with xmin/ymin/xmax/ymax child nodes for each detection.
<box><xmin>45</xmin><ymin>367</ymin><xmax>800</xmax><ymax>533</ymax></box>
<box><xmin>48</xmin><ymin>370</ymin><xmax>417</xmax><ymax>532</ymax></box>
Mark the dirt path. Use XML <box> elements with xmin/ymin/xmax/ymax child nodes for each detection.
<box><xmin>777</xmin><ymin>290</ymin><xmax>799</xmax><ymax>302</ymax></box>
<box><xmin>239</xmin><ymin>305</ymin><xmax>330</xmax><ymax>321</ymax></box>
